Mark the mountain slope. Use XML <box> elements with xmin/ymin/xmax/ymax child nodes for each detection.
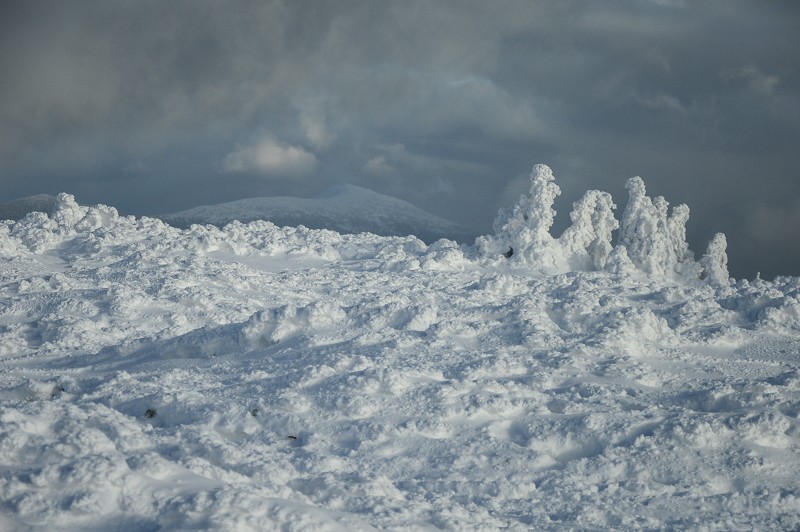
<box><xmin>0</xmin><ymin>194</ymin><xmax>57</xmax><ymax>221</ymax></box>
<box><xmin>161</xmin><ymin>184</ymin><xmax>473</xmax><ymax>243</ymax></box>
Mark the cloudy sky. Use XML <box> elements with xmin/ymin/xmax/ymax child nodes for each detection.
<box><xmin>2</xmin><ymin>0</ymin><xmax>799</xmax><ymax>278</ymax></box>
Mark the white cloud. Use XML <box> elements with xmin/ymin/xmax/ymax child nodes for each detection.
<box><xmin>367</xmin><ymin>143</ymin><xmax>485</xmax><ymax>180</ymax></box>
<box><xmin>639</xmin><ymin>93</ymin><xmax>687</xmax><ymax>113</ymax></box>
<box><xmin>724</xmin><ymin>66</ymin><xmax>779</xmax><ymax>97</ymax></box>
<box><xmin>300</xmin><ymin>110</ymin><xmax>335</xmax><ymax>151</ymax></box>
<box><xmin>498</xmin><ymin>173</ymin><xmax>533</xmax><ymax>211</ymax></box>
<box><xmin>638</xmin><ymin>0</ymin><xmax>685</xmax><ymax>7</ymax></box>
<box><xmin>423</xmin><ymin>76</ymin><xmax>542</xmax><ymax>141</ymax></box>
<box><xmin>223</xmin><ymin>137</ymin><xmax>318</xmax><ymax>177</ymax></box>
<box><xmin>594</xmin><ymin>71</ymin><xmax>687</xmax><ymax>114</ymax></box>
<box><xmin>363</xmin><ymin>155</ymin><xmax>398</xmax><ymax>178</ymax></box>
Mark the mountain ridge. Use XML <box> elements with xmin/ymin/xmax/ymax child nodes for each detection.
<box><xmin>0</xmin><ymin>194</ymin><xmax>58</xmax><ymax>221</ymax></box>
<box><xmin>161</xmin><ymin>183</ymin><xmax>473</xmax><ymax>243</ymax></box>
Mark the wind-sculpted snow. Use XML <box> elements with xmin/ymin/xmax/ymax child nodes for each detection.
<box><xmin>559</xmin><ymin>189</ymin><xmax>618</xmax><ymax>271</ymax></box>
<box><xmin>0</xmin><ymin>169</ymin><xmax>799</xmax><ymax>530</ymax></box>
<box><xmin>477</xmin><ymin>163</ymin><xmax>563</xmax><ymax>268</ymax></box>
<box><xmin>478</xmin><ymin>165</ymin><xmax>728</xmax><ymax>285</ymax></box>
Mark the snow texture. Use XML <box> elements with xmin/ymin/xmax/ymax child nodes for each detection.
<box><xmin>477</xmin><ymin>165</ymin><xmax>723</xmax><ymax>284</ymax></box>
<box><xmin>559</xmin><ymin>190</ymin><xmax>618</xmax><ymax>271</ymax></box>
<box><xmin>477</xmin><ymin>163</ymin><xmax>562</xmax><ymax>269</ymax></box>
<box><xmin>0</xmin><ymin>165</ymin><xmax>798</xmax><ymax>530</ymax></box>
<box><xmin>617</xmin><ymin>176</ymin><xmax>701</xmax><ymax>280</ymax></box>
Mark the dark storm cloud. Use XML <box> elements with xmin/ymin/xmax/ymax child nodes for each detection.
<box><xmin>1</xmin><ymin>0</ymin><xmax>799</xmax><ymax>278</ymax></box>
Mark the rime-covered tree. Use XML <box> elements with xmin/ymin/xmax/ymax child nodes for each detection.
<box><xmin>667</xmin><ymin>204</ymin><xmax>691</xmax><ymax>263</ymax></box>
<box><xmin>476</xmin><ymin>164</ymin><xmax>561</xmax><ymax>268</ymax></box>
<box><xmin>617</xmin><ymin>177</ymin><xmax>697</xmax><ymax>279</ymax></box>
<box><xmin>700</xmin><ymin>233</ymin><xmax>730</xmax><ymax>286</ymax></box>
<box><xmin>618</xmin><ymin>177</ymin><xmax>658</xmax><ymax>273</ymax></box>
<box><xmin>559</xmin><ymin>190</ymin><xmax>618</xmax><ymax>270</ymax></box>
<box><xmin>479</xmin><ymin>164</ymin><xmax>730</xmax><ymax>284</ymax></box>
<box><xmin>51</xmin><ymin>193</ymin><xmax>87</xmax><ymax>229</ymax></box>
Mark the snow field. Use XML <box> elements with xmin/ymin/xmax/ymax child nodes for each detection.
<box><xmin>1</xmin><ymin>169</ymin><xmax>800</xmax><ymax>529</ymax></box>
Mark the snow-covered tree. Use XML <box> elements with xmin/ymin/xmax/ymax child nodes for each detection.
<box><xmin>617</xmin><ymin>177</ymin><xmax>698</xmax><ymax>279</ymax></box>
<box><xmin>618</xmin><ymin>177</ymin><xmax>658</xmax><ymax>274</ymax></box>
<box><xmin>478</xmin><ymin>164</ymin><xmax>731</xmax><ymax>284</ymax></box>
<box><xmin>700</xmin><ymin>233</ymin><xmax>730</xmax><ymax>286</ymax></box>
<box><xmin>559</xmin><ymin>190</ymin><xmax>618</xmax><ymax>270</ymax></box>
<box><xmin>51</xmin><ymin>193</ymin><xmax>87</xmax><ymax>229</ymax></box>
<box><xmin>666</xmin><ymin>203</ymin><xmax>703</xmax><ymax>279</ymax></box>
<box><xmin>476</xmin><ymin>164</ymin><xmax>561</xmax><ymax>268</ymax></box>
<box><xmin>667</xmin><ymin>204</ymin><xmax>691</xmax><ymax>264</ymax></box>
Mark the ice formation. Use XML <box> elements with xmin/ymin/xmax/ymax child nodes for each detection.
<box><xmin>701</xmin><ymin>232</ymin><xmax>730</xmax><ymax>286</ymax></box>
<box><xmin>477</xmin><ymin>163</ymin><xmax>562</xmax><ymax>268</ymax></box>
<box><xmin>618</xmin><ymin>176</ymin><xmax>701</xmax><ymax>280</ymax></box>
<box><xmin>558</xmin><ymin>189</ymin><xmax>618</xmax><ymax>271</ymax></box>
<box><xmin>479</xmin><ymin>164</ymin><xmax>729</xmax><ymax>285</ymax></box>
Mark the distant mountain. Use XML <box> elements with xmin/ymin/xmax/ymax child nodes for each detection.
<box><xmin>0</xmin><ymin>194</ymin><xmax>58</xmax><ymax>221</ymax></box>
<box><xmin>161</xmin><ymin>184</ymin><xmax>472</xmax><ymax>243</ymax></box>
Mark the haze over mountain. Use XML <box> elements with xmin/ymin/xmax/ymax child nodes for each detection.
<box><xmin>161</xmin><ymin>184</ymin><xmax>473</xmax><ymax>243</ymax></box>
<box><xmin>0</xmin><ymin>194</ymin><xmax>58</xmax><ymax>222</ymax></box>
<box><xmin>4</xmin><ymin>3</ymin><xmax>799</xmax><ymax>279</ymax></box>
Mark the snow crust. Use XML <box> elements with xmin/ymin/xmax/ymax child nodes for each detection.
<box><xmin>1</xmin><ymin>169</ymin><xmax>799</xmax><ymax>530</ymax></box>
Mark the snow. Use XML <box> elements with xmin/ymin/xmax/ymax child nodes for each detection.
<box><xmin>618</xmin><ymin>176</ymin><xmax>700</xmax><ymax>280</ymax></box>
<box><xmin>1</xmin><ymin>166</ymin><xmax>799</xmax><ymax>530</ymax></box>
<box><xmin>161</xmin><ymin>184</ymin><xmax>473</xmax><ymax>244</ymax></box>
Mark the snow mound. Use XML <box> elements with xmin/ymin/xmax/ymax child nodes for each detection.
<box><xmin>0</xmin><ymin>166</ymin><xmax>798</xmax><ymax>530</ymax></box>
<box><xmin>477</xmin><ymin>164</ymin><xmax>730</xmax><ymax>285</ymax></box>
<box><xmin>161</xmin><ymin>183</ymin><xmax>473</xmax><ymax>244</ymax></box>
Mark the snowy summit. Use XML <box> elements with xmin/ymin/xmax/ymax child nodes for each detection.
<box><xmin>0</xmin><ymin>194</ymin><xmax>58</xmax><ymax>222</ymax></box>
<box><xmin>1</xmin><ymin>164</ymin><xmax>799</xmax><ymax>530</ymax></box>
<box><xmin>161</xmin><ymin>184</ymin><xmax>473</xmax><ymax>244</ymax></box>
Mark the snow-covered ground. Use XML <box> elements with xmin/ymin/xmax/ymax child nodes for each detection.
<box><xmin>1</xmin><ymin>165</ymin><xmax>799</xmax><ymax>530</ymax></box>
<box><xmin>161</xmin><ymin>184</ymin><xmax>473</xmax><ymax>244</ymax></box>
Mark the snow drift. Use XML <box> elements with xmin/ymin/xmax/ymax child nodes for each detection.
<box><xmin>1</xmin><ymin>165</ymin><xmax>799</xmax><ymax>530</ymax></box>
